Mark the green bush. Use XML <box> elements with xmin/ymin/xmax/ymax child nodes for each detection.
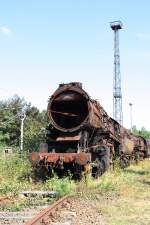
<box><xmin>44</xmin><ymin>176</ymin><xmax>76</xmax><ymax>197</ymax></box>
<box><xmin>0</xmin><ymin>153</ymin><xmax>32</xmax><ymax>196</ymax></box>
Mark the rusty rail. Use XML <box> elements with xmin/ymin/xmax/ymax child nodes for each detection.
<box><xmin>0</xmin><ymin>197</ymin><xmax>8</xmax><ymax>202</ymax></box>
<box><xmin>25</xmin><ymin>196</ymin><xmax>70</xmax><ymax>225</ymax></box>
<box><xmin>0</xmin><ymin>196</ymin><xmax>10</xmax><ymax>204</ymax></box>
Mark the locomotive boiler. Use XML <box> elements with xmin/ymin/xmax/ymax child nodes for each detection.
<box><xmin>30</xmin><ymin>82</ymin><xmax>149</xmax><ymax>177</ymax></box>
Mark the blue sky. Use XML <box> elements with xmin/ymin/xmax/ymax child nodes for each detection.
<box><xmin>0</xmin><ymin>0</ymin><xmax>150</xmax><ymax>129</ymax></box>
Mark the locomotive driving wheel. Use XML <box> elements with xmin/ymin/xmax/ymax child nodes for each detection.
<box><xmin>92</xmin><ymin>145</ymin><xmax>110</xmax><ymax>178</ymax></box>
<box><xmin>120</xmin><ymin>153</ymin><xmax>130</xmax><ymax>168</ymax></box>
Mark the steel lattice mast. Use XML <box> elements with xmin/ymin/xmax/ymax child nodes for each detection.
<box><xmin>110</xmin><ymin>21</ymin><xmax>123</xmax><ymax>125</ymax></box>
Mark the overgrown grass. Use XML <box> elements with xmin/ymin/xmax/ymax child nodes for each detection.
<box><xmin>1</xmin><ymin>151</ymin><xmax>150</xmax><ymax>224</ymax></box>
<box><xmin>77</xmin><ymin>159</ymin><xmax>150</xmax><ymax>196</ymax></box>
<box><xmin>75</xmin><ymin>160</ymin><xmax>150</xmax><ymax>225</ymax></box>
<box><xmin>44</xmin><ymin>176</ymin><xmax>76</xmax><ymax>197</ymax></box>
<box><xmin>0</xmin><ymin>152</ymin><xmax>76</xmax><ymax>211</ymax></box>
<box><xmin>97</xmin><ymin>160</ymin><xmax>150</xmax><ymax>225</ymax></box>
<box><xmin>0</xmin><ymin>153</ymin><xmax>32</xmax><ymax>196</ymax></box>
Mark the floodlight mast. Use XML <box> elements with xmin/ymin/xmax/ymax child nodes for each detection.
<box><xmin>110</xmin><ymin>21</ymin><xmax>123</xmax><ymax>125</ymax></box>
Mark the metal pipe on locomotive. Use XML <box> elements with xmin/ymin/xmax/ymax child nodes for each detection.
<box><xmin>30</xmin><ymin>82</ymin><xmax>150</xmax><ymax>177</ymax></box>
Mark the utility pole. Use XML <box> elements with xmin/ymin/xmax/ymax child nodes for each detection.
<box><xmin>110</xmin><ymin>21</ymin><xmax>123</xmax><ymax>125</ymax></box>
<box><xmin>20</xmin><ymin>113</ymin><xmax>26</xmax><ymax>153</ymax></box>
<box><xmin>129</xmin><ymin>103</ymin><xmax>133</xmax><ymax>132</ymax></box>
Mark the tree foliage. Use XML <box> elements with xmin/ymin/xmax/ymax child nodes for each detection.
<box><xmin>0</xmin><ymin>95</ymin><xmax>47</xmax><ymax>151</ymax></box>
<box><xmin>131</xmin><ymin>126</ymin><xmax>150</xmax><ymax>139</ymax></box>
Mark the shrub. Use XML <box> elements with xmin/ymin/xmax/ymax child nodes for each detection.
<box><xmin>0</xmin><ymin>153</ymin><xmax>32</xmax><ymax>196</ymax></box>
<box><xmin>44</xmin><ymin>176</ymin><xmax>76</xmax><ymax>197</ymax></box>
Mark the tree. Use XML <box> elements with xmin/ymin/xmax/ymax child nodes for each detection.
<box><xmin>0</xmin><ymin>95</ymin><xmax>47</xmax><ymax>151</ymax></box>
<box><xmin>131</xmin><ymin>126</ymin><xmax>150</xmax><ymax>139</ymax></box>
<box><xmin>24</xmin><ymin>107</ymin><xmax>47</xmax><ymax>151</ymax></box>
<box><xmin>139</xmin><ymin>127</ymin><xmax>150</xmax><ymax>139</ymax></box>
<box><xmin>0</xmin><ymin>95</ymin><xmax>27</xmax><ymax>146</ymax></box>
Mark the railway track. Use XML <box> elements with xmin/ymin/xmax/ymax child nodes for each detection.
<box><xmin>25</xmin><ymin>195</ymin><xmax>104</xmax><ymax>225</ymax></box>
<box><xmin>0</xmin><ymin>196</ymin><xmax>71</xmax><ymax>225</ymax></box>
<box><xmin>25</xmin><ymin>196</ymin><xmax>71</xmax><ymax>225</ymax></box>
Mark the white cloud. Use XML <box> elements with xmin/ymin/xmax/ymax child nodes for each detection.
<box><xmin>0</xmin><ymin>26</ymin><xmax>11</xmax><ymax>35</ymax></box>
<box><xmin>136</xmin><ymin>32</ymin><xmax>150</xmax><ymax>41</ymax></box>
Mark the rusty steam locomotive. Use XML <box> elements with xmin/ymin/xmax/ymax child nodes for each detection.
<box><xmin>30</xmin><ymin>82</ymin><xmax>150</xmax><ymax>177</ymax></box>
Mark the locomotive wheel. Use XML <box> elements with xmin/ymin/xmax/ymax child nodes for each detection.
<box><xmin>99</xmin><ymin>146</ymin><xmax>110</xmax><ymax>174</ymax></box>
<box><xmin>120</xmin><ymin>155</ymin><xmax>130</xmax><ymax>168</ymax></box>
<box><xmin>92</xmin><ymin>158</ymin><xmax>101</xmax><ymax>178</ymax></box>
<box><xmin>31</xmin><ymin>165</ymin><xmax>49</xmax><ymax>181</ymax></box>
<box><xmin>92</xmin><ymin>146</ymin><xmax>110</xmax><ymax>178</ymax></box>
<box><xmin>135</xmin><ymin>152</ymin><xmax>140</xmax><ymax>164</ymax></box>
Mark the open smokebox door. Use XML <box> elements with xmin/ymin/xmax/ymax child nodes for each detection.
<box><xmin>48</xmin><ymin>90</ymin><xmax>89</xmax><ymax>132</ymax></box>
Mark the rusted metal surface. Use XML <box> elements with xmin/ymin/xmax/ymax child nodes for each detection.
<box><xmin>146</xmin><ymin>139</ymin><xmax>150</xmax><ymax>156</ymax></box>
<box><xmin>47</xmin><ymin>82</ymin><xmax>103</xmax><ymax>132</ymax></box>
<box><xmin>131</xmin><ymin>135</ymin><xmax>147</xmax><ymax>152</ymax></box>
<box><xmin>121</xmin><ymin>129</ymin><xmax>135</xmax><ymax>154</ymax></box>
<box><xmin>56</xmin><ymin>135</ymin><xmax>80</xmax><ymax>141</ymax></box>
<box><xmin>0</xmin><ymin>197</ymin><xmax>11</xmax><ymax>207</ymax></box>
<box><xmin>30</xmin><ymin>152</ymin><xmax>91</xmax><ymax>166</ymax></box>
<box><xmin>0</xmin><ymin>197</ymin><xmax>9</xmax><ymax>203</ymax></box>
<box><xmin>25</xmin><ymin>196</ymin><xmax>70</xmax><ymax>225</ymax></box>
<box><xmin>122</xmin><ymin>137</ymin><xmax>134</xmax><ymax>154</ymax></box>
<box><xmin>50</xmin><ymin>110</ymin><xmax>78</xmax><ymax>117</ymax></box>
<box><xmin>29</xmin><ymin>152</ymin><xmax>40</xmax><ymax>165</ymax></box>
